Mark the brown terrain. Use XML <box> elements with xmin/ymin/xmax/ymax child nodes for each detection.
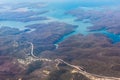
<box><xmin>0</xmin><ymin>22</ymin><xmax>120</xmax><ymax>80</ymax></box>
<box><xmin>54</xmin><ymin>34</ymin><xmax>120</xmax><ymax>77</ymax></box>
<box><xmin>0</xmin><ymin>22</ymin><xmax>77</xmax><ymax>58</ymax></box>
<box><xmin>0</xmin><ymin>21</ymin><xmax>78</xmax><ymax>80</ymax></box>
<box><xmin>0</xmin><ymin>2</ymin><xmax>120</xmax><ymax>80</ymax></box>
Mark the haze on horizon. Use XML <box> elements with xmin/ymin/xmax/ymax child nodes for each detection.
<box><xmin>0</xmin><ymin>0</ymin><xmax>120</xmax><ymax>4</ymax></box>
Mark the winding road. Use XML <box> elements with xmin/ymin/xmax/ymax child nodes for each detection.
<box><xmin>27</xmin><ymin>42</ymin><xmax>37</xmax><ymax>58</ymax></box>
<box><xmin>29</xmin><ymin>42</ymin><xmax>120</xmax><ymax>80</ymax></box>
<box><xmin>28</xmin><ymin>42</ymin><xmax>52</xmax><ymax>61</ymax></box>
<box><xmin>55</xmin><ymin>59</ymin><xmax>120</xmax><ymax>80</ymax></box>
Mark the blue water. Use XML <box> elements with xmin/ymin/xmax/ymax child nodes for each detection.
<box><xmin>91</xmin><ymin>30</ymin><xmax>120</xmax><ymax>43</ymax></box>
<box><xmin>0</xmin><ymin>0</ymin><xmax>120</xmax><ymax>44</ymax></box>
<box><xmin>104</xmin><ymin>32</ymin><xmax>120</xmax><ymax>43</ymax></box>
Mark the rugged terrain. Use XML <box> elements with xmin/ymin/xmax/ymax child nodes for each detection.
<box><xmin>0</xmin><ymin>2</ymin><xmax>120</xmax><ymax>80</ymax></box>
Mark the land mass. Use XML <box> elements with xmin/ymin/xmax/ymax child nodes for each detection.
<box><xmin>68</xmin><ymin>8</ymin><xmax>120</xmax><ymax>34</ymax></box>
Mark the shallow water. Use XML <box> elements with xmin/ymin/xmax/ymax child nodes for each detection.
<box><xmin>0</xmin><ymin>0</ymin><xmax>120</xmax><ymax>44</ymax></box>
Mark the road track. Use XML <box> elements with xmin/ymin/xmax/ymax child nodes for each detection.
<box><xmin>29</xmin><ymin>42</ymin><xmax>120</xmax><ymax>80</ymax></box>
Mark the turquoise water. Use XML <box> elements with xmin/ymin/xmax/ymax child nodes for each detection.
<box><xmin>46</xmin><ymin>1</ymin><xmax>120</xmax><ymax>44</ymax></box>
<box><xmin>103</xmin><ymin>32</ymin><xmax>120</xmax><ymax>43</ymax></box>
<box><xmin>0</xmin><ymin>21</ymin><xmax>34</xmax><ymax>30</ymax></box>
<box><xmin>91</xmin><ymin>30</ymin><xmax>120</xmax><ymax>43</ymax></box>
<box><xmin>0</xmin><ymin>0</ymin><xmax>120</xmax><ymax>44</ymax></box>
